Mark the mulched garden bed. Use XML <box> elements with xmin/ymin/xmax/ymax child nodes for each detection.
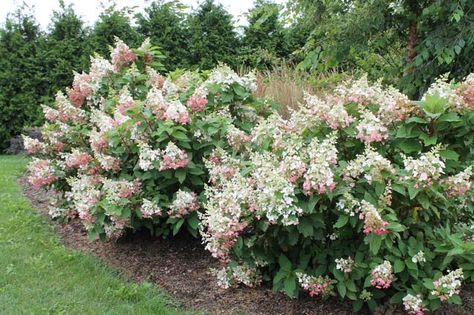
<box><xmin>20</xmin><ymin>177</ymin><xmax>474</xmax><ymax>315</ymax></box>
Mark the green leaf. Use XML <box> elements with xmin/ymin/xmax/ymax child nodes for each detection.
<box><xmin>394</xmin><ymin>259</ymin><xmax>405</xmax><ymax>273</ymax></box>
<box><xmin>337</xmin><ymin>281</ymin><xmax>346</xmax><ymax>298</ymax></box>
<box><xmin>334</xmin><ymin>215</ymin><xmax>349</xmax><ymax>229</ymax></box>
<box><xmin>273</xmin><ymin>270</ymin><xmax>286</xmax><ymax>286</ymax></box>
<box><xmin>437</xmin><ymin>112</ymin><xmax>460</xmax><ymax>122</ymax></box>
<box><xmin>279</xmin><ymin>254</ymin><xmax>292</xmax><ymax>271</ymax></box>
<box><xmin>369</xmin><ymin>235</ymin><xmax>382</xmax><ymax>255</ymax></box>
<box><xmin>449</xmin><ymin>295</ymin><xmax>462</xmax><ymax>305</ymax></box>
<box><xmin>408</xmin><ymin>186</ymin><xmax>421</xmax><ymax>200</ymax></box>
<box><xmin>388</xmin><ymin>222</ymin><xmax>406</xmax><ymax>233</ymax></box>
<box><xmin>399</xmin><ymin>139</ymin><xmax>422</xmax><ymax>153</ymax></box>
<box><xmin>439</xmin><ymin>149</ymin><xmax>459</xmax><ymax>161</ymax></box>
<box><xmin>390</xmin><ymin>291</ymin><xmax>406</xmax><ymax>304</ymax></box>
<box><xmin>307</xmin><ymin>195</ymin><xmax>319</xmax><ymax>212</ymax></box>
<box><xmin>345</xmin><ymin>280</ymin><xmax>357</xmax><ymax>292</ymax></box>
<box><xmin>419</xmin><ymin>133</ymin><xmax>438</xmax><ymax>146</ymax></box>
<box><xmin>284</xmin><ymin>274</ymin><xmax>297</xmax><ymax>297</ymax></box>
<box><xmin>176</xmin><ymin>169</ymin><xmax>187</xmax><ymax>184</ymax></box>
<box><xmin>367</xmin><ymin>299</ymin><xmax>377</xmax><ymax>313</ymax></box>
<box><xmin>297</xmin><ymin>217</ymin><xmax>314</xmax><ymax>237</ymax></box>
<box><xmin>352</xmin><ymin>300</ymin><xmax>363</xmax><ymax>313</ymax></box>
<box><xmin>172</xmin><ymin>218</ymin><xmax>185</xmax><ymax>236</ymax></box>
<box><xmin>187</xmin><ymin>212</ymin><xmax>199</xmax><ymax>230</ymax></box>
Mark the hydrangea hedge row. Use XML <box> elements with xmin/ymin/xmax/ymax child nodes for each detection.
<box><xmin>25</xmin><ymin>39</ymin><xmax>474</xmax><ymax>314</ymax></box>
<box><xmin>25</xmin><ymin>38</ymin><xmax>269</xmax><ymax>239</ymax></box>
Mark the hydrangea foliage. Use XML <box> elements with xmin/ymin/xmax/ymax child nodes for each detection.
<box><xmin>26</xmin><ymin>40</ymin><xmax>474</xmax><ymax>313</ymax></box>
<box><xmin>200</xmin><ymin>75</ymin><xmax>474</xmax><ymax>313</ymax></box>
<box><xmin>26</xmin><ymin>38</ymin><xmax>268</xmax><ymax>239</ymax></box>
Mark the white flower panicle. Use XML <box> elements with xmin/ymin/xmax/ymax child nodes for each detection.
<box><xmin>345</xmin><ymin>146</ymin><xmax>395</xmax><ymax>184</ymax></box>
<box><xmin>336</xmin><ymin>192</ymin><xmax>361</xmax><ymax>216</ymax></box>
<box><xmin>303</xmin><ymin>132</ymin><xmax>338</xmax><ymax>195</ymax></box>
<box><xmin>137</xmin><ymin>141</ymin><xmax>161</xmax><ymax>171</ymax></box>
<box><xmin>168</xmin><ymin>190</ymin><xmax>200</xmax><ymax>218</ymax></box>
<box><xmin>140</xmin><ymin>198</ymin><xmax>162</xmax><ymax>218</ymax></box>
<box><xmin>432</xmin><ymin>269</ymin><xmax>463</xmax><ymax>302</ymax></box>
<box><xmin>403</xmin><ymin>145</ymin><xmax>445</xmax><ymax>188</ymax></box>
<box><xmin>251</xmin><ymin>151</ymin><xmax>303</xmax><ymax>225</ymax></box>
<box><xmin>356</xmin><ymin>110</ymin><xmax>388</xmax><ymax>144</ymax></box>
<box><xmin>412</xmin><ymin>251</ymin><xmax>426</xmax><ymax>264</ymax></box>
<box><xmin>335</xmin><ymin>257</ymin><xmax>354</xmax><ymax>273</ymax></box>
<box><xmin>403</xmin><ymin>294</ymin><xmax>426</xmax><ymax>315</ymax></box>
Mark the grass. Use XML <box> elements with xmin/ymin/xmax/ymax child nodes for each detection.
<box><xmin>252</xmin><ymin>62</ymin><xmax>353</xmax><ymax>117</ymax></box>
<box><xmin>0</xmin><ymin>155</ymin><xmax>188</xmax><ymax>315</ymax></box>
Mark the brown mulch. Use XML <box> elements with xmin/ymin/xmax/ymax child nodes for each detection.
<box><xmin>20</xmin><ymin>177</ymin><xmax>474</xmax><ymax>315</ymax></box>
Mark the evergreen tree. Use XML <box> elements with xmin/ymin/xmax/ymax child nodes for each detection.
<box><xmin>0</xmin><ymin>6</ymin><xmax>43</xmax><ymax>150</ymax></box>
<box><xmin>37</xmin><ymin>1</ymin><xmax>89</xmax><ymax>103</ymax></box>
<box><xmin>87</xmin><ymin>5</ymin><xmax>142</xmax><ymax>58</ymax></box>
<box><xmin>136</xmin><ymin>0</ymin><xmax>191</xmax><ymax>70</ymax></box>
<box><xmin>188</xmin><ymin>0</ymin><xmax>239</xmax><ymax>69</ymax></box>
<box><xmin>240</xmin><ymin>0</ymin><xmax>287</xmax><ymax>68</ymax></box>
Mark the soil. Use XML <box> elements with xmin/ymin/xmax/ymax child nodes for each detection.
<box><xmin>20</xmin><ymin>177</ymin><xmax>474</xmax><ymax>315</ymax></box>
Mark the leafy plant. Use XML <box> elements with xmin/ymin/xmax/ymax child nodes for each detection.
<box><xmin>25</xmin><ymin>39</ymin><xmax>269</xmax><ymax>240</ymax></box>
<box><xmin>201</xmin><ymin>74</ymin><xmax>474</xmax><ymax>313</ymax></box>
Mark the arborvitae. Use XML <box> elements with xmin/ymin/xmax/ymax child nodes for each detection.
<box><xmin>240</xmin><ymin>0</ymin><xmax>287</xmax><ymax>68</ymax></box>
<box><xmin>87</xmin><ymin>5</ymin><xmax>142</xmax><ymax>59</ymax></box>
<box><xmin>188</xmin><ymin>0</ymin><xmax>239</xmax><ymax>69</ymax></box>
<box><xmin>0</xmin><ymin>7</ymin><xmax>43</xmax><ymax>150</ymax></box>
<box><xmin>37</xmin><ymin>1</ymin><xmax>89</xmax><ymax>104</ymax></box>
<box><xmin>136</xmin><ymin>0</ymin><xmax>191</xmax><ymax>71</ymax></box>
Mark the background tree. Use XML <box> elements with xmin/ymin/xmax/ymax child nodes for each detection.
<box><xmin>87</xmin><ymin>5</ymin><xmax>142</xmax><ymax>58</ymax></box>
<box><xmin>239</xmin><ymin>0</ymin><xmax>288</xmax><ymax>68</ymax></box>
<box><xmin>292</xmin><ymin>0</ymin><xmax>474</xmax><ymax>97</ymax></box>
<box><xmin>0</xmin><ymin>6</ymin><xmax>43</xmax><ymax>150</ymax></box>
<box><xmin>37</xmin><ymin>1</ymin><xmax>89</xmax><ymax>103</ymax></box>
<box><xmin>136</xmin><ymin>0</ymin><xmax>191</xmax><ymax>70</ymax></box>
<box><xmin>188</xmin><ymin>0</ymin><xmax>239</xmax><ymax>69</ymax></box>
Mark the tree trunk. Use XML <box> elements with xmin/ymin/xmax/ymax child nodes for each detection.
<box><xmin>407</xmin><ymin>21</ymin><xmax>417</xmax><ymax>64</ymax></box>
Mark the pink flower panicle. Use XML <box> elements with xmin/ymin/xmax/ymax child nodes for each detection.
<box><xmin>64</xmin><ymin>150</ymin><xmax>92</xmax><ymax>170</ymax></box>
<box><xmin>168</xmin><ymin>190</ymin><xmax>200</xmax><ymax>218</ymax></box>
<box><xmin>22</xmin><ymin>136</ymin><xmax>43</xmax><ymax>155</ymax></box>
<box><xmin>187</xmin><ymin>93</ymin><xmax>208</xmax><ymax>112</ymax></box>
<box><xmin>111</xmin><ymin>38</ymin><xmax>136</xmax><ymax>72</ymax></box>
<box><xmin>356</xmin><ymin>110</ymin><xmax>388</xmax><ymax>144</ymax></box>
<box><xmin>160</xmin><ymin>142</ymin><xmax>188</xmax><ymax>171</ymax></box>
<box><xmin>67</xmin><ymin>72</ymin><xmax>93</xmax><ymax>107</ymax></box>
<box><xmin>370</xmin><ymin>261</ymin><xmax>393</xmax><ymax>289</ymax></box>
<box><xmin>443</xmin><ymin>166</ymin><xmax>472</xmax><ymax>197</ymax></box>
<box><xmin>27</xmin><ymin>159</ymin><xmax>56</xmax><ymax>188</ymax></box>
<box><xmin>359</xmin><ymin>200</ymin><xmax>389</xmax><ymax>236</ymax></box>
<box><xmin>297</xmin><ymin>272</ymin><xmax>335</xmax><ymax>299</ymax></box>
<box><xmin>432</xmin><ymin>269</ymin><xmax>463</xmax><ymax>302</ymax></box>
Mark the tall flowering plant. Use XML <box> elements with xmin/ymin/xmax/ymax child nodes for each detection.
<box><xmin>200</xmin><ymin>75</ymin><xmax>474</xmax><ymax>313</ymax></box>
<box><xmin>25</xmin><ymin>38</ymin><xmax>269</xmax><ymax>239</ymax></box>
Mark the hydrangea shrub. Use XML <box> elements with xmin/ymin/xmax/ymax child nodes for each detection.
<box><xmin>200</xmin><ymin>75</ymin><xmax>474</xmax><ymax>313</ymax></box>
<box><xmin>25</xmin><ymin>38</ymin><xmax>269</xmax><ymax>239</ymax></box>
<box><xmin>25</xmin><ymin>38</ymin><xmax>474</xmax><ymax>313</ymax></box>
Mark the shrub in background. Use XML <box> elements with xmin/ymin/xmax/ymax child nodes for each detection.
<box><xmin>201</xmin><ymin>75</ymin><xmax>474</xmax><ymax>313</ymax></box>
<box><xmin>25</xmin><ymin>38</ymin><xmax>269</xmax><ymax>240</ymax></box>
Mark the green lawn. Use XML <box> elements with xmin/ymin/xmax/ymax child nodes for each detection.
<box><xmin>0</xmin><ymin>155</ymin><xmax>187</xmax><ymax>315</ymax></box>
